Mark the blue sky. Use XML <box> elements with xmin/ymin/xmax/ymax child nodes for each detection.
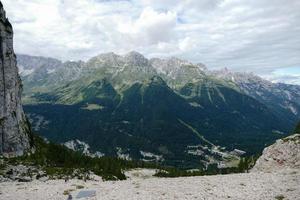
<box><xmin>2</xmin><ymin>0</ymin><xmax>300</xmax><ymax>84</ymax></box>
<box><xmin>267</xmin><ymin>67</ymin><xmax>300</xmax><ymax>85</ymax></box>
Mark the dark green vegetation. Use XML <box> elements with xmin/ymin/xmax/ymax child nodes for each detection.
<box><xmin>2</xmin><ymin>133</ymin><xmax>256</xmax><ymax>180</ymax></box>
<box><xmin>178</xmin><ymin>78</ymin><xmax>287</xmax><ymax>151</ymax></box>
<box><xmin>294</xmin><ymin>121</ymin><xmax>300</xmax><ymax>133</ymax></box>
<box><xmin>7</xmin><ymin>134</ymin><xmax>158</xmax><ymax>180</ymax></box>
<box><xmin>23</xmin><ymin>76</ymin><xmax>284</xmax><ymax>168</ymax></box>
<box><xmin>154</xmin><ymin>155</ymin><xmax>258</xmax><ymax>177</ymax></box>
<box><xmin>18</xmin><ymin>53</ymin><xmax>299</xmax><ymax>168</ymax></box>
<box><xmin>237</xmin><ymin>155</ymin><xmax>259</xmax><ymax>172</ymax></box>
<box><xmin>275</xmin><ymin>195</ymin><xmax>285</xmax><ymax>200</ymax></box>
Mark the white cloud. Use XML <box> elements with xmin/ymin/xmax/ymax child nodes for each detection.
<box><xmin>2</xmin><ymin>0</ymin><xmax>300</xmax><ymax>84</ymax></box>
<box><xmin>262</xmin><ymin>66</ymin><xmax>300</xmax><ymax>85</ymax></box>
<box><xmin>118</xmin><ymin>7</ymin><xmax>177</xmax><ymax>45</ymax></box>
<box><xmin>263</xmin><ymin>74</ymin><xmax>300</xmax><ymax>85</ymax></box>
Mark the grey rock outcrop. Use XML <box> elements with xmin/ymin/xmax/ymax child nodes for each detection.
<box><xmin>0</xmin><ymin>2</ymin><xmax>32</xmax><ymax>157</ymax></box>
<box><xmin>252</xmin><ymin>134</ymin><xmax>300</xmax><ymax>173</ymax></box>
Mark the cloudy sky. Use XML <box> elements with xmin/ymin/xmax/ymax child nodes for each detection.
<box><xmin>2</xmin><ymin>0</ymin><xmax>300</xmax><ymax>84</ymax></box>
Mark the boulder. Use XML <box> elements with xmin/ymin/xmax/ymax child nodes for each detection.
<box><xmin>252</xmin><ymin>134</ymin><xmax>300</xmax><ymax>173</ymax></box>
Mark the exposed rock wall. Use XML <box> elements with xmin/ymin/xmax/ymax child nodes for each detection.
<box><xmin>0</xmin><ymin>2</ymin><xmax>32</xmax><ymax>157</ymax></box>
<box><xmin>252</xmin><ymin>134</ymin><xmax>300</xmax><ymax>173</ymax></box>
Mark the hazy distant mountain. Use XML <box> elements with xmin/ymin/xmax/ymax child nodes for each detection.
<box><xmin>211</xmin><ymin>68</ymin><xmax>300</xmax><ymax>128</ymax></box>
<box><xmin>17</xmin><ymin>52</ymin><xmax>300</xmax><ymax>168</ymax></box>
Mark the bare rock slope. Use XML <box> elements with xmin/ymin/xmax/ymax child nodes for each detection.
<box><xmin>252</xmin><ymin>133</ymin><xmax>300</xmax><ymax>172</ymax></box>
<box><xmin>0</xmin><ymin>2</ymin><xmax>32</xmax><ymax>157</ymax></box>
<box><xmin>1</xmin><ymin>169</ymin><xmax>299</xmax><ymax>200</ymax></box>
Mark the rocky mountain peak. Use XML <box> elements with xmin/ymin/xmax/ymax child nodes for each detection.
<box><xmin>210</xmin><ymin>68</ymin><xmax>277</xmax><ymax>97</ymax></box>
<box><xmin>0</xmin><ymin>3</ymin><xmax>11</xmax><ymax>29</ymax></box>
<box><xmin>17</xmin><ymin>54</ymin><xmax>62</xmax><ymax>76</ymax></box>
<box><xmin>0</xmin><ymin>3</ymin><xmax>32</xmax><ymax>157</ymax></box>
<box><xmin>0</xmin><ymin>2</ymin><xmax>6</xmax><ymax>20</ymax></box>
<box><xmin>150</xmin><ymin>56</ymin><xmax>205</xmax><ymax>79</ymax></box>
<box><xmin>86</xmin><ymin>52</ymin><xmax>122</xmax><ymax>68</ymax></box>
<box><xmin>125</xmin><ymin>51</ymin><xmax>144</xmax><ymax>58</ymax></box>
<box><xmin>92</xmin><ymin>52</ymin><xmax>121</xmax><ymax>62</ymax></box>
<box><xmin>196</xmin><ymin>63</ymin><xmax>207</xmax><ymax>71</ymax></box>
<box><xmin>151</xmin><ymin>57</ymin><xmax>192</xmax><ymax>70</ymax></box>
<box><xmin>212</xmin><ymin>68</ymin><xmax>268</xmax><ymax>84</ymax></box>
<box><xmin>124</xmin><ymin>51</ymin><xmax>149</xmax><ymax>66</ymax></box>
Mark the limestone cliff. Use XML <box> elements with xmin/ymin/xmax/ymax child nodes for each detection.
<box><xmin>0</xmin><ymin>2</ymin><xmax>32</xmax><ymax>157</ymax></box>
<box><xmin>252</xmin><ymin>134</ymin><xmax>300</xmax><ymax>173</ymax></box>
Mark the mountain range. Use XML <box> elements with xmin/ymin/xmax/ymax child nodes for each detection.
<box><xmin>17</xmin><ymin>52</ymin><xmax>300</xmax><ymax>168</ymax></box>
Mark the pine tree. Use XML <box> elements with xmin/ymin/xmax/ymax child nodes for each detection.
<box><xmin>294</xmin><ymin>121</ymin><xmax>300</xmax><ymax>133</ymax></box>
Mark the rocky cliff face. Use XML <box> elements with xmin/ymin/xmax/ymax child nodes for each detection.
<box><xmin>0</xmin><ymin>2</ymin><xmax>32</xmax><ymax>157</ymax></box>
<box><xmin>252</xmin><ymin>134</ymin><xmax>300</xmax><ymax>173</ymax></box>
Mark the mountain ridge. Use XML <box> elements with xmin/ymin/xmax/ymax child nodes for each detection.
<box><xmin>17</xmin><ymin>52</ymin><xmax>300</xmax><ymax>85</ymax></box>
<box><xmin>17</xmin><ymin>52</ymin><xmax>300</xmax><ymax>122</ymax></box>
<box><xmin>16</xmin><ymin>52</ymin><xmax>300</xmax><ymax>168</ymax></box>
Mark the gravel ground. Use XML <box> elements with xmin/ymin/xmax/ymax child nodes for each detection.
<box><xmin>0</xmin><ymin>169</ymin><xmax>299</xmax><ymax>200</ymax></box>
